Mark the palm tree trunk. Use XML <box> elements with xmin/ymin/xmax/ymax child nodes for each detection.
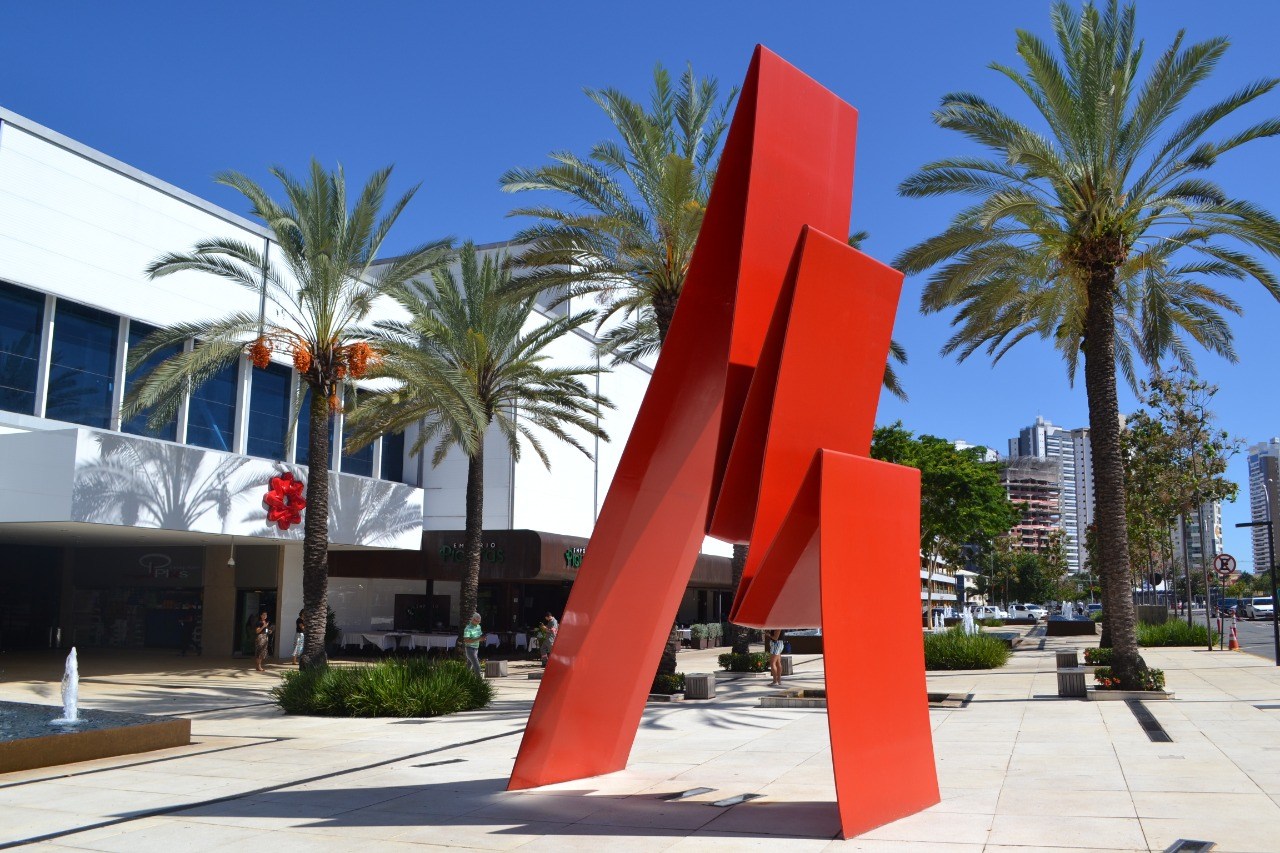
<box><xmin>1083</xmin><ymin>270</ymin><xmax>1143</xmax><ymax>688</ymax></box>
<box><xmin>653</xmin><ymin>293</ymin><xmax>679</xmax><ymax>344</ymax></box>
<box><xmin>299</xmin><ymin>389</ymin><xmax>331</xmax><ymax>670</ymax></box>
<box><xmin>730</xmin><ymin>543</ymin><xmax>750</xmax><ymax>654</ymax></box>
<box><xmin>459</xmin><ymin>444</ymin><xmax>485</xmax><ymax>653</ymax></box>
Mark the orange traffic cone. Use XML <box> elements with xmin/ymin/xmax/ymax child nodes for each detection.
<box><xmin>1228</xmin><ymin>624</ymin><xmax>1240</xmax><ymax>651</ymax></box>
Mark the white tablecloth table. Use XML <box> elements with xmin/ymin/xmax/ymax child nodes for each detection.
<box><xmin>360</xmin><ymin>632</ymin><xmax>402</xmax><ymax>652</ymax></box>
<box><xmin>484</xmin><ymin>633</ymin><xmax>500</xmax><ymax>648</ymax></box>
<box><xmin>410</xmin><ymin>633</ymin><xmax>457</xmax><ymax>652</ymax></box>
<box><xmin>514</xmin><ymin>632</ymin><xmax>529</xmax><ymax>650</ymax></box>
<box><xmin>678</xmin><ymin>629</ymin><xmax>692</xmax><ymax>642</ymax></box>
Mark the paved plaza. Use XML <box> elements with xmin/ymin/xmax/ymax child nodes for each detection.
<box><xmin>1</xmin><ymin>634</ymin><xmax>1279</xmax><ymax>852</ymax></box>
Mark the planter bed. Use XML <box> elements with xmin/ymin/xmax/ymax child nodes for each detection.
<box><xmin>1087</xmin><ymin>688</ymin><xmax>1173</xmax><ymax>701</ymax></box>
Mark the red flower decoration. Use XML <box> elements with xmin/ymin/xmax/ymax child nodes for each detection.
<box><xmin>263</xmin><ymin>472</ymin><xmax>307</xmax><ymax>530</ymax></box>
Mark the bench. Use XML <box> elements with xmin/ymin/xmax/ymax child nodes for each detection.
<box><xmin>1055</xmin><ymin>650</ymin><xmax>1079</xmax><ymax>669</ymax></box>
<box><xmin>684</xmin><ymin>673</ymin><xmax>716</xmax><ymax>700</ymax></box>
<box><xmin>1057</xmin><ymin>667</ymin><xmax>1087</xmax><ymax>698</ymax></box>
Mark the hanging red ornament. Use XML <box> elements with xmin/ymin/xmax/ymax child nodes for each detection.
<box><xmin>262</xmin><ymin>472</ymin><xmax>307</xmax><ymax>530</ymax></box>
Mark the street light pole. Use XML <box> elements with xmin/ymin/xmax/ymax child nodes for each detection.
<box><xmin>1235</xmin><ymin>515</ymin><xmax>1280</xmax><ymax>667</ymax></box>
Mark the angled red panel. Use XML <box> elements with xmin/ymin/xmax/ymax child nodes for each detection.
<box><xmin>509</xmin><ymin>45</ymin><xmax>860</xmax><ymax>791</ymax></box>
<box><xmin>727</xmin><ymin>229</ymin><xmax>903</xmax><ymax>619</ymax></box>
<box><xmin>509</xmin><ymin>45</ymin><xmax>938</xmax><ymax>841</ymax></box>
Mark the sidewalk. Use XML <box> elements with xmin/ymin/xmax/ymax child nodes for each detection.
<box><xmin>0</xmin><ymin>638</ymin><xmax>1277</xmax><ymax>851</ymax></box>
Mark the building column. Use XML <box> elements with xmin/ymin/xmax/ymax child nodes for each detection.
<box><xmin>202</xmin><ymin>543</ymin><xmax>236</xmax><ymax>656</ymax></box>
<box><xmin>277</xmin><ymin>541</ymin><xmax>304</xmax><ymax>659</ymax></box>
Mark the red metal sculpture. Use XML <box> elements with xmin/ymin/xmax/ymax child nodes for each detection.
<box><xmin>508</xmin><ymin>45</ymin><xmax>938</xmax><ymax>839</ymax></box>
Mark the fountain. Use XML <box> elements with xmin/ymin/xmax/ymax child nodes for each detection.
<box><xmin>1</xmin><ymin>646</ymin><xmax>190</xmax><ymax>773</ymax></box>
<box><xmin>49</xmin><ymin>647</ymin><xmax>81</xmax><ymax>726</ymax></box>
<box><xmin>962</xmin><ymin>609</ymin><xmax>977</xmax><ymax>635</ymax></box>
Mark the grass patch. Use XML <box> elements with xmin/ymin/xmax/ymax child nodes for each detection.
<box><xmin>924</xmin><ymin>628</ymin><xmax>1010</xmax><ymax>670</ymax></box>
<box><xmin>1137</xmin><ymin>620</ymin><xmax>1219</xmax><ymax>647</ymax></box>
<box><xmin>718</xmin><ymin>652</ymin><xmax>770</xmax><ymax>673</ymax></box>
<box><xmin>272</xmin><ymin>657</ymin><xmax>494</xmax><ymax>717</ymax></box>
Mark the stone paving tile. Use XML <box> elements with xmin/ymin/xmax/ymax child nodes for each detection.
<box><xmin>1139</xmin><ymin>816</ymin><xmax>1277</xmax><ymax>853</ymax></box>
<box><xmin>988</xmin><ymin>813</ymin><xmax>1148</xmax><ymax>849</ymax></box>
<box><xmin>995</xmin><ymin>787</ymin><xmax>1137</xmax><ymax>818</ymax></box>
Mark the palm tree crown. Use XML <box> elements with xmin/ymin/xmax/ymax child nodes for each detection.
<box><xmin>895</xmin><ymin>0</ymin><xmax>1280</xmax><ymax>688</ymax></box>
<box><xmin>500</xmin><ymin>63</ymin><xmax>737</xmax><ymax>363</ymax></box>
<box><xmin>347</xmin><ymin>243</ymin><xmax>613</xmax><ymax>641</ymax></box>
<box><xmin>124</xmin><ymin>161</ymin><xmax>453</xmax><ymax>667</ymax></box>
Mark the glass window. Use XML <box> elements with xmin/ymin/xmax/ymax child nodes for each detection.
<box><xmin>186</xmin><ymin>360</ymin><xmax>237</xmax><ymax>451</ymax></box>
<box><xmin>380</xmin><ymin>431</ymin><xmax>405</xmax><ymax>482</ymax></box>
<box><xmin>247</xmin><ymin>362</ymin><xmax>291</xmax><ymax>459</ymax></box>
<box><xmin>46</xmin><ymin>300</ymin><xmax>118</xmax><ymax>428</ymax></box>
<box><xmin>122</xmin><ymin>322</ymin><xmax>179</xmax><ymax>441</ymax></box>
<box><xmin>343</xmin><ymin>433</ymin><xmax>373</xmax><ymax>477</ymax></box>
<box><xmin>0</xmin><ymin>281</ymin><xmax>44</xmax><ymax>415</ymax></box>
<box><xmin>295</xmin><ymin>388</ymin><xmax>334</xmax><ymax>469</ymax></box>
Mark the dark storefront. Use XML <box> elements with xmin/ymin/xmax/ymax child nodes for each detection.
<box><xmin>329</xmin><ymin>529</ymin><xmax>733</xmax><ymax>633</ymax></box>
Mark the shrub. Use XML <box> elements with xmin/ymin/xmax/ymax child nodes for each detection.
<box><xmin>690</xmin><ymin>624</ymin><xmax>708</xmax><ymax>640</ymax></box>
<box><xmin>718</xmin><ymin>652</ymin><xmax>770</xmax><ymax>672</ymax></box>
<box><xmin>923</xmin><ymin>628</ymin><xmax>1010</xmax><ymax>670</ymax></box>
<box><xmin>1137</xmin><ymin>620</ymin><xmax>1218</xmax><ymax>647</ymax></box>
<box><xmin>1083</xmin><ymin>647</ymin><xmax>1113</xmax><ymax>665</ymax></box>
<box><xmin>1089</xmin><ymin>610</ymin><xmax>1105</xmax><ymax>622</ymax></box>
<box><xmin>706</xmin><ymin>622</ymin><xmax>723</xmax><ymax>641</ymax></box>
<box><xmin>1094</xmin><ymin>666</ymin><xmax>1166</xmax><ymax>691</ymax></box>
<box><xmin>651</xmin><ymin>673</ymin><xmax>686</xmax><ymax>695</ymax></box>
<box><xmin>978</xmin><ymin>618</ymin><xmax>1005</xmax><ymax>627</ymax></box>
<box><xmin>272</xmin><ymin>657</ymin><xmax>494</xmax><ymax>717</ymax></box>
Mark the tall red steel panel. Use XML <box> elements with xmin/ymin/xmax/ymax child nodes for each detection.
<box><xmin>508</xmin><ymin>44</ymin><xmax>939</xmax><ymax>839</ymax></box>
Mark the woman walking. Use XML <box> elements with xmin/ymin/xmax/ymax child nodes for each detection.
<box><xmin>253</xmin><ymin>611</ymin><xmax>272</xmax><ymax>672</ymax></box>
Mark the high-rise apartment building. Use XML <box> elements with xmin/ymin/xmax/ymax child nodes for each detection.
<box><xmin>1008</xmin><ymin>417</ymin><xmax>1093</xmax><ymax>573</ymax></box>
<box><xmin>1001</xmin><ymin>456</ymin><xmax>1062</xmax><ymax>553</ymax></box>
<box><xmin>1172</xmin><ymin>501</ymin><xmax>1224</xmax><ymax>579</ymax></box>
<box><xmin>1247</xmin><ymin>439</ymin><xmax>1280</xmax><ymax>573</ymax></box>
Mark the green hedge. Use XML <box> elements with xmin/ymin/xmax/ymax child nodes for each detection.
<box><xmin>651</xmin><ymin>673</ymin><xmax>686</xmax><ymax>695</ymax></box>
<box><xmin>718</xmin><ymin>652</ymin><xmax>770</xmax><ymax>672</ymax></box>
<box><xmin>272</xmin><ymin>657</ymin><xmax>493</xmax><ymax>717</ymax></box>
<box><xmin>1083</xmin><ymin>647</ymin><xmax>1112</xmax><ymax>665</ymax></box>
<box><xmin>924</xmin><ymin>629</ymin><xmax>1010</xmax><ymax>670</ymax></box>
<box><xmin>1137</xmin><ymin>620</ymin><xmax>1218</xmax><ymax>647</ymax></box>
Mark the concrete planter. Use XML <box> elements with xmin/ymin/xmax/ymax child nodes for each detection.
<box><xmin>1046</xmin><ymin>620</ymin><xmax>1097</xmax><ymax>637</ymax></box>
<box><xmin>715</xmin><ymin>670</ymin><xmax>769</xmax><ymax>679</ymax></box>
<box><xmin>647</xmin><ymin>693</ymin><xmax>684</xmax><ymax>703</ymax></box>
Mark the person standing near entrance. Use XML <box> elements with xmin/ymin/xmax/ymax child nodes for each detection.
<box><xmin>291</xmin><ymin>609</ymin><xmax>305</xmax><ymax>667</ymax></box>
<box><xmin>767</xmin><ymin>628</ymin><xmax>785</xmax><ymax>687</ymax></box>
<box><xmin>253</xmin><ymin>610</ymin><xmax>272</xmax><ymax>672</ymax></box>
<box><xmin>539</xmin><ymin>612</ymin><xmax>559</xmax><ymax>667</ymax></box>
<box><xmin>463</xmin><ymin>612</ymin><xmax>483</xmax><ymax>677</ymax></box>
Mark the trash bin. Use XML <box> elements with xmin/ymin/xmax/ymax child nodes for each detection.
<box><xmin>684</xmin><ymin>673</ymin><xmax>716</xmax><ymax>700</ymax></box>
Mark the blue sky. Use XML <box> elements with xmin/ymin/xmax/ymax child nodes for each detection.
<box><xmin>4</xmin><ymin>1</ymin><xmax>1280</xmax><ymax>569</ymax></box>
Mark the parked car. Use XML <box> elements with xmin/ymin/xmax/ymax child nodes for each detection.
<box><xmin>968</xmin><ymin>605</ymin><xmax>1008</xmax><ymax>620</ymax></box>
<box><xmin>1244</xmin><ymin>597</ymin><xmax>1274</xmax><ymax>620</ymax></box>
<box><xmin>1085</xmin><ymin>603</ymin><xmax>1103</xmax><ymax>615</ymax></box>
<box><xmin>1008</xmin><ymin>603</ymin><xmax>1047</xmax><ymax>620</ymax></box>
<box><xmin>1216</xmin><ymin>598</ymin><xmax>1240</xmax><ymax>617</ymax></box>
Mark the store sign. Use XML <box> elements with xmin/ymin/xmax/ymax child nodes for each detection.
<box><xmin>564</xmin><ymin>547</ymin><xmax>585</xmax><ymax>569</ymax></box>
<box><xmin>438</xmin><ymin>543</ymin><xmax>505</xmax><ymax>564</ymax></box>
<box><xmin>137</xmin><ymin>553</ymin><xmax>194</xmax><ymax>580</ymax></box>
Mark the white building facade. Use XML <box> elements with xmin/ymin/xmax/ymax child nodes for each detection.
<box><xmin>0</xmin><ymin>106</ymin><xmax>729</xmax><ymax>657</ymax></box>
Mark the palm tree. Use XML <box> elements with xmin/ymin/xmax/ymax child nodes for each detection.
<box><xmin>123</xmin><ymin>161</ymin><xmax>457</xmax><ymax>668</ymax></box>
<box><xmin>346</xmin><ymin>242</ymin><xmax>612</xmax><ymax>649</ymax></box>
<box><xmin>500</xmin><ymin>62</ymin><xmax>737</xmax><ymax>361</ymax></box>
<box><xmin>895</xmin><ymin>0</ymin><xmax>1280</xmax><ymax>688</ymax></box>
